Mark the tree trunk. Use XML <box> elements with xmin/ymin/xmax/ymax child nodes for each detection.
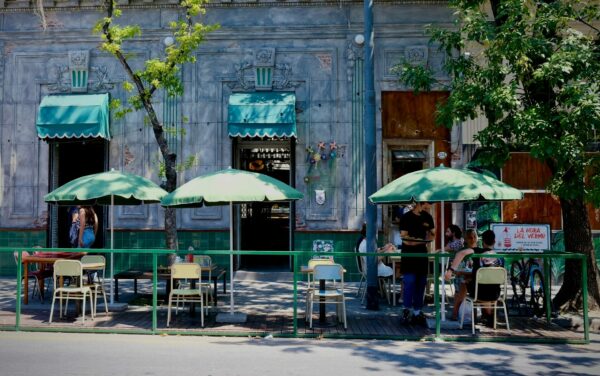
<box><xmin>143</xmin><ymin>99</ymin><xmax>179</xmax><ymax>253</ymax></box>
<box><xmin>553</xmin><ymin>197</ymin><xmax>600</xmax><ymax>311</ymax></box>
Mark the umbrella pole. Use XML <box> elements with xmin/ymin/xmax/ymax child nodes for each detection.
<box><xmin>215</xmin><ymin>201</ymin><xmax>247</xmax><ymax>323</ymax></box>
<box><xmin>110</xmin><ymin>194</ymin><xmax>115</xmax><ymax>305</ymax></box>
<box><xmin>229</xmin><ymin>201</ymin><xmax>234</xmax><ymax>315</ymax></box>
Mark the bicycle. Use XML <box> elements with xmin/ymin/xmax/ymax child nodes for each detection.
<box><xmin>509</xmin><ymin>257</ymin><xmax>546</xmax><ymax>317</ymax></box>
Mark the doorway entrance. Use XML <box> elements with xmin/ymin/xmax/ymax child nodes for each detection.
<box><xmin>50</xmin><ymin>140</ymin><xmax>107</xmax><ymax>248</ymax></box>
<box><xmin>234</xmin><ymin>139</ymin><xmax>294</xmax><ymax>271</ymax></box>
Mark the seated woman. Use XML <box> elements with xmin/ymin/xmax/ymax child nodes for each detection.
<box><xmin>445</xmin><ymin>229</ymin><xmax>502</xmax><ymax>323</ymax></box>
<box><xmin>357</xmin><ymin>227</ymin><xmax>396</xmax><ymax>278</ymax></box>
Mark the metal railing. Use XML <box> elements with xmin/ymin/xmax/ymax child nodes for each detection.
<box><xmin>0</xmin><ymin>247</ymin><xmax>589</xmax><ymax>343</ymax></box>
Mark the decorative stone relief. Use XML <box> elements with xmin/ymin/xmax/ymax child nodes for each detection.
<box><xmin>89</xmin><ymin>66</ymin><xmax>115</xmax><ymax>92</ymax></box>
<box><xmin>69</xmin><ymin>50</ymin><xmax>89</xmax><ymax>92</ymax></box>
<box><xmin>48</xmin><ymin>63</ymin><xmax>114</xmax><ymax>93</ymax></box>
<box><xmin>48</xmin><ymin>65</ymin><xmax>71</xmax><ymax>93</ymax></box>
<box><xmin>404</xmin><ymin>45</ymin><xmax>428</xmax><ymax>66</ymax></box>
<box><xmin>69</xmin><ymin>50</ymin><xmax>89</xmax><ymax>70</ymax></box>
<box><xmin>345</xmin><ymin>40</ymin><xmax>364</xmax><ymax>82</ymax></box>
<box><xmin>254</xmin><ymin>48</ymin><xmax>275</xmax><ymax>67</ymax></box>
<box><xmin>228</xmin><ymin>49</ymin><xmax>300</xmax><ymax>91</ymax></box>
<box><xmin>315</xmin><ymin>53</ymin><xmax>332</xmax><ymax>72</ymax></box>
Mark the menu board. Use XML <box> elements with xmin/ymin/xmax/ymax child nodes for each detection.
<box><xmin>490</xmin><ymin>223</ymin><xmax>551</xmax><ymax>252</ymax></box>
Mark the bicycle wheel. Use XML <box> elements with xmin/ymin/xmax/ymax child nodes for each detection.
<box><xmin>530</xmin><ymin>269</ymin><xmax>545</xmax><ymax>317</ymax></box>
<box><xmin>510</xmin><ymin>261</ymin><xmax>526</xmax><ymax>304</ymax></box>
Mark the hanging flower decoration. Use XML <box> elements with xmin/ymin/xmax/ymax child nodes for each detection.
<box><xmin>306</xmin><ymin>146</ymin><xmax>315</xmax><ymax>163</ymax></box>
<box><xmin>329</xmin><ymin>141</ymin><xmax>338</xmax><ymax>159</ymax></box>
<box><xmin>305</xmin><ymin>140</ymin><xmax>338</xmax><ymax>180</ymax></box>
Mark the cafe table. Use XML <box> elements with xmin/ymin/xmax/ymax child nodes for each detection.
<box><xmin>20</xmin><ymin>252</ymin><xmax>89</xmax><ymax>305</ymax></box>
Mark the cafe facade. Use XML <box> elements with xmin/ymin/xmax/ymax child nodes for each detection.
<box><xmin>0</xmin><ymin>0</ymin><xmax>597</xmax><ymax>274</ymax></box>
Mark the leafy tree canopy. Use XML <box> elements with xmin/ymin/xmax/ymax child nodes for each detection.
<box><xmin>395</xmin><ymin>0</ymin><xmax>600</xmax><ymax>206</ymax></box>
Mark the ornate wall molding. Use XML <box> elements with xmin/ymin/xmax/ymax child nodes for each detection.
<box><xmin>228</xmin><ymin>49</ymin><xmax>300</xmax><ymax>91</ymax></box>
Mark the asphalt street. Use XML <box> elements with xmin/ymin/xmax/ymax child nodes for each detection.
<box><xmin>1</xmin><ymin>331</ymin><xmax>599</xmax><ymax>376</ymax></box>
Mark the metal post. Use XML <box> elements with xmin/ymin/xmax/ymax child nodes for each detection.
<box><xmin>582</xmin><ymin>254</ymin><xmax>589</xmax><ymax>343</ymax></box>
<box><xmin>16</xmin><ymin>250</ymin><xmax>22</xmax><ymax>331</ymax></box>
<box><xmin>434</xmin><ymin>253</ymin><xmax>440</xmax><ymax>338</ymax></box>
<box><xmin>363</xmin><ymin>0</ymin><xmax>379</xmax><ymax>311</ymax></box>
<box><xmin>293</xmin><ymin>251</ymin><xmax>298</xmax><ymax>336</ymax></box>
<box><xmin>544</xmin><ymin>256</ymin><xmax>551</xmax><ymax>322</ymax></box>
<box><xmin>152</xmin><ymin>252</ymin><xmax>157</xmax><ymax>333</ymax></box>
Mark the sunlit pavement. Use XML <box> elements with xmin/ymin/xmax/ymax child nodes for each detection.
<box><xmin>1</xmin><ymin>331</ymin><xmax>599</xmax><ymax>376</ymax></box>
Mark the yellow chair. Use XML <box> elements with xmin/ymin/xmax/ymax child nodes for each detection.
<box><xmin>167</xmin><ymin>262</ymin><xmax>206</xmax><ymax>327</ymax></box>
<box><xmin>192</xmin><ymin>255</ymin><xmax>214</xmax><ymax>314</ymax></box>
<box><xmin>460</xmin><ymin>266</ymin><xmax>510</xmax><ymax>334</ymax></box>
<box><xmin>81</xmin><ymin>255</ymin><xmax>108</xmax><ymax>317</ymax></box>
<box><xmin>307</xmin><ymin>263</ymin><xmax>347</xmax><ymax>329</ymax></box>
<box><xmin>49</xmin><ymin>260</ymin><xmax>94</xmax><ymax>324</ymax></box>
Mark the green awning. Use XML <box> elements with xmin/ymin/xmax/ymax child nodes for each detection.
<box><xmin>228</xmin><ymin>92</ymin><xmax>296</xmax><ymax>138</ymax></box>
<box><xmin>36</xmin><ymin>94</ymin><xmax>111</xmax><ymax>140</ymax></box>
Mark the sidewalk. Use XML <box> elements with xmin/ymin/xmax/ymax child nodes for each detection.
<box><xmin>0</xmin><ymin>275</ymin><xmax>591</xmax><ymax>341</ymax></box>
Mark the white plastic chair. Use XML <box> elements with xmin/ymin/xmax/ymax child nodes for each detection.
<box><xmin>167</xmin><ymin>263</ymin><xmax>206</xmax><ymax>327</ymax></box>
<box><xmin>460</xmin><ymin>266</ymin><xmax>510</xmax><ymax>334</ymax></box>
<box><xmin>49</xmin><ymin>260</ymin><xmax>94</xmax><ymax>324</ymax></box>
<box><xmin>357</xmin><ymin>255</ymin><xmax>392</xmax><ymax>305</ymax></box>
<box><xmin>307</xmin><ymin>258</ymin><xmax>335</xmax><ymax>289</ymax></box>
<box><xmin>307</xmin><ymin>263</ymin><xmax>347</xmax><ymax>329</ymax></box>
<box><xmin>81</xmin><ymin>255</ymin><xmax>108</xmax><ymax>317</ymax></box>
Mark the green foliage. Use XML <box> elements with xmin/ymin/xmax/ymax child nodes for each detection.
<box><xmin>93</xmin><ymin>0</ymin><xmax>219</xmax><ymax>124</ymax></box>
<box><xmin>395</xmin><ymin>0</ymin><xmax>600</xmax><ymax>205</ymax></box>
<box><xmin>156</xmin><ymin>154</ymin><xmax>199</xmax><ymax>178</ymax></box>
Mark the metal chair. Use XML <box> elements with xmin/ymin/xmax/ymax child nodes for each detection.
<box><xmin>81</xmin><ymin>255</ymin><xmax>108</xmax><ymax>317</ymax></box>
<box><xmin>49</xmin><ymin>260</ymin><xmax>94</xmax><ymax>324</ymax></box>
<box><xmin>307</xmin><ymin>263</ymin><xmax>347</xmax><ymax>329</ymax></box>
<box><xmin>460</xmin><ymin>266</ymin><xmax>510</xmax><ymax>334</ymax></box>
<box><xmin>193</xmin><ymin>255</ymin><xmax>214</xmax><ymax>314</ymax></box>
<box><xmin>167</xmin><ymin>262</ymin><xmax>207</xmax><ymax>327</ymax></box>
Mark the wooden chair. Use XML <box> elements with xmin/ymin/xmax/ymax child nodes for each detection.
<box><xmin>460</xmin><ymin>266</ymin><xmax>510</xmax><ymax>334</ymax></box>
<box><xmin>49</xmin><ymin>260</ymin><xmax>94</xmax><ymax>324</ymax></box>
<box><xmin>14</xmin><ymin>251</ymin><xmax>53</xmax><ymax>302</ymax></box>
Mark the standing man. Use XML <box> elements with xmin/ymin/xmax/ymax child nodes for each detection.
<box><xmin>399</xmin><ymin>201</ymin><xmax>435</xmax><ymax>326</ymax></box>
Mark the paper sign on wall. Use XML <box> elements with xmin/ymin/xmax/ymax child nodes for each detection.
<box><xmin>490</xmin><ymin>223</ymin><xmax>551</xmax><ymax>252</ymax></box>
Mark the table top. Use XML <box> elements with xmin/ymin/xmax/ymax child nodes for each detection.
<box><xmin>22</xmin><ymin>253</ymin><xmax>85</xmax><ymax>263</ymax></box>
<box><xmin>301</xmin><ymin>266</ymin><xmax>346</xmax><ymax>273</ymax></box>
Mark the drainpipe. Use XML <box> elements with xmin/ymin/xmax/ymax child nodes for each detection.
<box><xmin>363</xmin><ymin>0</ymin><xmax>379</xmax><ymax>310</ymax></box>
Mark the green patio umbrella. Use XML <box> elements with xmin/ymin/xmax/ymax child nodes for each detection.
<box><xmin>45</xmin><ymin>169</ymin><xmax>168</xmax><ymax>304</ymax></box>
<box><xmin>161</xmin><ymin>168</ymin><xmax>303</xmax><ymax>321</ymax></box>
<box><xmin>369</xmin><ymin>165</ymin><xmax>523</xmax><ymax>204</ymax></box>
<box><xmin>369</xmin><ymin>165</ymin><xmax>522</xmax><ymax>321</ymax></box>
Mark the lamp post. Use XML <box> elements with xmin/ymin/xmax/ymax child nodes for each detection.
<box><xmin>363</xmin><ymin>0</ymin><xmax>378</xmax><ymax>310</ymax></box>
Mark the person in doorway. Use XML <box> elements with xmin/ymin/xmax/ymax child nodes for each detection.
<box><xmin>445</xmin><ymin>230</ymin><xmax>503</xmax><ymax>325</ymax></box>
<box><xmin>444</xmin><ymin>224</ymin><xmax>464</xmax><ymax>252</ymax></box>
<box><xmin>68</xmin><ymin>206</ymin><xmax>81</xmax><ymax>248</ymax></box>
<box><xmin>77</xmin><ymin>206</ymin><xmax>98</xmax><ymax>249</ymax></box>
<box><xmin>398</xmin><ymin>201</ymin><xmax>435</xmax><ymax>326</ymax></box>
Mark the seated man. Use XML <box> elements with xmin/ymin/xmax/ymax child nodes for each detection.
<box><xmin>444</xmin><ymin>230</ymin><xmax>503</xmax><ymax>324</ymax></box>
